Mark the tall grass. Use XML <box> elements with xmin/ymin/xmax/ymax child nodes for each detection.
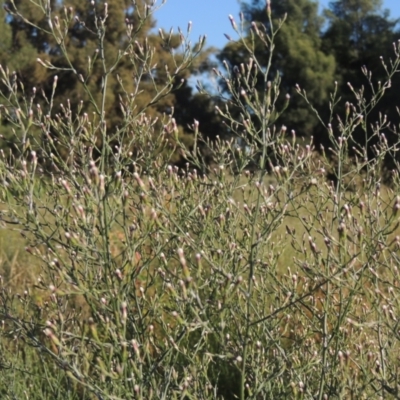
<box><xmin>1</xmin><ymin>1</ymin><xmax>400</xmax><ymax>399</ymax></box>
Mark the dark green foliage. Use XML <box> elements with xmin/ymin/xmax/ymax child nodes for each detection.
<box><xmin>217</xmin><ymin>0</ymin><xmax>400</xmax><ymax>167</ymax></box>
<box><xmin>0</xmin><ymin>0</ymin><xmax>222</xmax><ymax>163</ymax></box>
<box><xmin>321</xmin><ymin>0</ymin><xmax>400</xmax><ymax>157</ymax></box>
<box><xmin>218</xmin><ymin>0</ymin><xmax>336</xmax><ymax>138</ymax></box>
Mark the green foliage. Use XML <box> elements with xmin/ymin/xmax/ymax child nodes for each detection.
<box><xmin>219</xmin><ymin>0</ymin><xmax>336</xmax><ymax>137</ymax></box>
<box><xmin>0</xmin><ymin>7</ymin><xmax>12</xmax><ymax>60</ymax></box>
<box><xmin>1</xmin><ymin>1</ymin><xmax>400</xmax><ymax>400</ymax></box>
<box><xmin>321</xmin><ymin>0</ymin><xmax>400</xmax><ymax>156</ymax></box>
<box><xmin>0</xmin><ymin>0</ymin><xmax>221</xmax><ymax>161</ymax></box>
<box><xmin>218</xmin><ymin>0</ymin><xmax>400</xmax><ymax>164</ymax></box>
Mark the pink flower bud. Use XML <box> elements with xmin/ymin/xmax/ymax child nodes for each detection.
<box><xmin>228</xmin><ymin>14</ymin><xmax>237</xmax><ymax>31</ymax></box>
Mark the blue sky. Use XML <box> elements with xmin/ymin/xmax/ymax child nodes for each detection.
<box><xmin>154</xmin><ymin>0</ymin><xmax>400</xmax><ymax>49</ymax></box>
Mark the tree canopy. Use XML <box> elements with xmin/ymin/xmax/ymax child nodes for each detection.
<box><xmin>322</xmin><ymin>0</ymin><xmax>400</xmax><ymax>150</ymax></box>
<box><xmin>218</xmin><ymin>0</ymin><xmax>400</xmax><ymax>152</ymax></box>
<box><xmin>0</xmin><ymin>0</ymin><xmax>223</xmax><ymax>163</ymax></box>
<box><xmin>218</xmin><ymin>0</ymin><xmax>336</xmax><ymax>138</ymax></box>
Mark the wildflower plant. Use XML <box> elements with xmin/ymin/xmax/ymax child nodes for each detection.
<box><xmin>0</xmin><ymin>1</ymin><xmax>400</xmax><ymax>399</ymax></box>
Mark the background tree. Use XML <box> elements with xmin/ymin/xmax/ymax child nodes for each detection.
<box><xmin>0</xmin><ymin>1</ymin><xmax>48</xmax><ymax>146</ymax></box>
<box><xmin>321</xmin><ymin>0</ymin><xmax>400</xmax><ymax>155</ymax></box>
<box><xmin>218</xmin><ymin>0</ymin><xmax>336</xmax><ymax>140</ymax></box>
<box><xmin>0</xmin><ymin>0</ymin><xmax>223</xmax><ymax>164</ymax></box>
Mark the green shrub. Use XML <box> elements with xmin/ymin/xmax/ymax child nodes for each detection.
<box><xmin>1</xmin><ymin>1</ymin><xmax>400</xmax><ymax>399</ymax></box>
